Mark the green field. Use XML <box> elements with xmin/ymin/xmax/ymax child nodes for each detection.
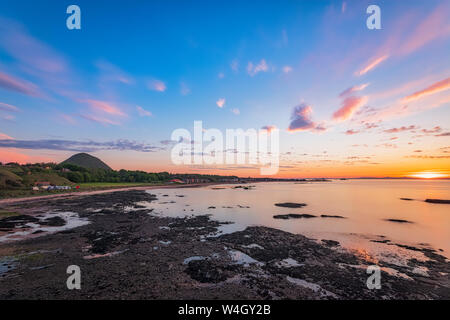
<box><xmin>0</xmin><ymin>182</ymin><xmax>164</xmax><ymax>200</ymax></box>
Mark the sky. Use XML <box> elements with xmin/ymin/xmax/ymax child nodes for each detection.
<box><xmin>0</xmin><ymin>0</ymin><xmax>449</xmax><ymax>178</ymax></box>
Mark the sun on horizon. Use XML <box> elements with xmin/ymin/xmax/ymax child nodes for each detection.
<box><xmin>408</xmin><ymin>171</ymin><xmax>449</xmax><ymax>179</ymax></box>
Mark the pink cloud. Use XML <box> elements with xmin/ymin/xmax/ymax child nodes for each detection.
<box><xmin>421</xmin><ymin>126</ymin><xmax>442</xmax><ymax>134</ymax></box>
<box><xmin>136</xmin><ymin>106</ymin><xmax>152</xmax><ymax>117</ymax></box>
<box><xmin>339</xmin><ymin>83</ymin><xmax>369</xmax><ymax>98</ymax></box>
<box><xmin>148</xmin><ymin>80</ymin><xmax>167</xmax><ymax>92</ymax></box>
<box><xmin>96</xmin><ymin>60</ymin><xmax>134</xmax><ymax>86</ymax></box>
<box><xmin>282</xmin><ymin>66</ymin><xmax>293</xmax><ymax>74</ymax></box>
<box><xmin>81</xmin><ymin>99</ymin><xmax>126</xmax><ymax>117</ymax></box>
<box><xmin>80</xmin><ymin>114</ymin><xmax>120</xmax><ymax>126</ymax></box>
<box><xmin>231</xmin><ymin>108</ymin><xmax>240</xmax><ymax>115</ymax></box>
<box><xmin>60</xmin><ymin>114</ymin><xmax>77</xmax><ymax>125</ymax></box>
<box><xmin>0</xmin><ymin>71</ymin><xmax>41</xmax><ymax>97</ymax></box>
<box><xmin>0</xmin><ymin>102</ymin><xmax>20</xmax><ymax>112</ymax></box>
<box><xmin>397</xmin><ymin>3</ymin><xmax>450</xmax><ymax>56</ymax></box>
<box><xmin>216</xmin><ymin>98</ymin><xmax>226</xmax><ymax>108</ymax></box>
<box><xmin>0</xmin><ymin>18</ymin><xmax>68</xmax><ymax>74</ymax></box>
<box><xmin>383</xmin><ymin>125</ymin><xmax>418</xmax><ymax>133</ymax></box>
<box><xmin>333</xmin><ymin>96</ymin><xmax>368</xmax><ymax>121</ymax></box>
<box><xmin>344</xmin><ymin>129</ymin><xmax>359</xmax><ymax>135</ymax></box>
<box><xmin>402</xmin><ymin>77</ymin><xmax>450</xmax><ymax>103</ymax></box>
<box><xmin>247</xmin><ymin>59</ymin><xmax>268</xmax><ymax>76</ymax></box>
<box><xmin>0</xmin><ymin>132</ymin><xmax>13</xmax><ymax>140</ymax></box>
<box><xmin>355</xmin><ymin>55</ymin><xmax>389</xmax><ymax>76</ymax></box>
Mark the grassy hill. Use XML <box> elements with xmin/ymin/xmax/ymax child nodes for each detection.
<box><xmin>61</xmin><ymin>153</ymin><xmax>112</xmax><ymax>170</ymax></box>
<box><xmin>22</xmin><ymin>172</ymin><xmax>72</xmax><ymax>186</ymax></box>
<box><xmin>0</xmin><ymin>168</ymin><xmax>23</xmax><ymax>189</ymax></box>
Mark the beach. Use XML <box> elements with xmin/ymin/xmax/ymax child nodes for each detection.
<box><xmin>0</xmin><ymin>183</ymin><xmax>449</xmax><ymax>299</ymax></box>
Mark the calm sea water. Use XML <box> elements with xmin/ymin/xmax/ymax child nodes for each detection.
<box><xmin>145</xmin><ymin>180</ymin><xmax>450</xmax><ymax>260</ymax></box>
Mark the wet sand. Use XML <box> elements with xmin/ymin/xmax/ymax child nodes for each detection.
<box><xmin>0</xmin><ymin>190</ymin><xmax>449</xmax><ymax>299</ymax></box>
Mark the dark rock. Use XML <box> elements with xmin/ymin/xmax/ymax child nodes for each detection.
<box><xmin>39</xmin><ymin>216</ymin><xmax>66</xmax><ymax>227</ymax></box>
<box><xmin>273</xmin><ymin>214</ymin><xmax>316</xmax><ymax>220</ymax></box>
<box><xmin>425</xmin><ymin>199</ymin><xmax>450</xmax><ymax>204</ymax></box>
<box><xmin>321</xmin><ymin>215</ymin><xmax>346</xmax><ymax>219</ymax></box>
<box><xmin>322</xmin><ymin>239</ymin><xmax>340</xmax><ymax>247</ymax></box>
<box><xmin>185</xmin><ymin>259</ymin><xmax>238</xmax><ymax>283</ymax></box>
<box><xmin>385</xmin><ymin>219</ymin><xmax>413</xmax><ymax>224</ymax></box>
<box><xmin>274</xmin><ymin>202</ymin><xmax>307</xmax><ymax>208</ymax></box>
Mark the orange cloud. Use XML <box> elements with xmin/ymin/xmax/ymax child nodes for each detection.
<box><xmin>355</xmin><ymin>55</ymin><xmax>388</xmax><ymax>76</ymax></box>
<box><xmin>333</xmin><ymin>96</ymin><xmax>368</xmax><ymax>121</ymax></box>
<box><xmin>402</xmin><ymin>77</ymin><xmax>450</xmax><ymax>103</ymax></box>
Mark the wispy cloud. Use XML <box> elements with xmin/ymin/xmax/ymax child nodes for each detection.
<box><xmin>421</xmin><ymin>126</ymin><xmax>442</xmax><ymax>134</ymax></box>
<box><xmin>0</xmin><ymin>18</ymin><xmax>68</xmax><ymax>75</ymax></box>
<box><xmin>180</xmin><ymin>82</ymin><xmax>190</xmax><ymax>95</ymax></box>
<box><xmin>0</xmin><ymin>139</ymin><xmax>161</xmax><ymax>153</ymax></box>
<box><xmin>344</xmin><ymin>129</ymin><xmax>359</xmax><ymax>135</ymax></box>
<box><xmin>339</xmin><ymin>83</ymin><xmax>369</xmax><ymax>98</ymax></box>
<box><xmin>81</xmin><ymin>99</ymin><xmax>126</xmax><ymax>117</ymax></box>
<box><xmin>396</xmin><ymin>2</ymin><xmax>450</xmax><ymax>56</ymax></box>
<box><xmin>136</xmin><ymin>106</ymin><xmax>152</xmax><ymax>117</ymax></box>
<box><xmin>355</xmin><ymin>55</ymin><xmax>389</xmax><ymax>76</ymax></box>
<box><xmin>0</xmin><ymin>102</ymin><xmax>20</xmax><ymax>112</ymax></box>
<box><xmin>80</xmin><ymin>114</ymin><xmax>120</xmax><ymax>126</ymax></box>
<box><xmin>332</xmin><ymin>96</ymin><xmax>368</xmax><ymax>121</ymax></box>
<box><xmin>0</xmin><ymin>71</ymin><xmax>41</xmax><ymax>97</ymax></box>
<box><xmin>341</xmin><ymin>1</ymin><xmax>347</xmax><ymax>13</ymax></box>
<box><xmin>383</xmin><ymin>125</ymin><xmax>418</xmax><ymax>133</ymax></box>
<box><xmin>216</xmin><ymin>98</ymin><xmax>226</xmax><ymax>108</ymax></box>
<box><xmin>231</xmin><ymin>108</ymin><xmax>240</xmax><ymax>115</ymax></box>
<box><xmin>402</xmin><ymin>77</ymin><xmax>450</xmax><ymax>103</ymax></box>
<box><xmin>282</xmin><ymin>66</ymin><xmax>293</xmax><ymax>74</ymax></box>
<box><xmin>95</xmin><ymin>60</ymin><xmax>134</xmax><ymax>86</ymax></box>
<box><xmin>230</xmin><ymin>59</ymin><xmax>239</xmax><ymax>72</ymax></box>
<box><xmin>0</xmin><ymin>132</ymin><xmax>13</xmax><ymax>140</ymax></box>
<box><xmin>147</xmin><ymin>79</ymin><xmax>167</xmax><ymax>92</ymax></box>
<box><xmin>247</xmin><ymin>59</ymin><xmax>268</xmax><ymax>76</ymax></box>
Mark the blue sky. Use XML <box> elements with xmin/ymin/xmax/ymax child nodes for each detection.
<box><xmin>0</xmin><ymin>0</ymin><xmax>449</xmax><ymax>177</ymax></box>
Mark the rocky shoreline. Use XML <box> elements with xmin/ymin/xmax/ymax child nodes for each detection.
<box><xmin>0</xmin><ymin>190</ymin><xmax>449</xmax><ymax>299</ymax></box>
